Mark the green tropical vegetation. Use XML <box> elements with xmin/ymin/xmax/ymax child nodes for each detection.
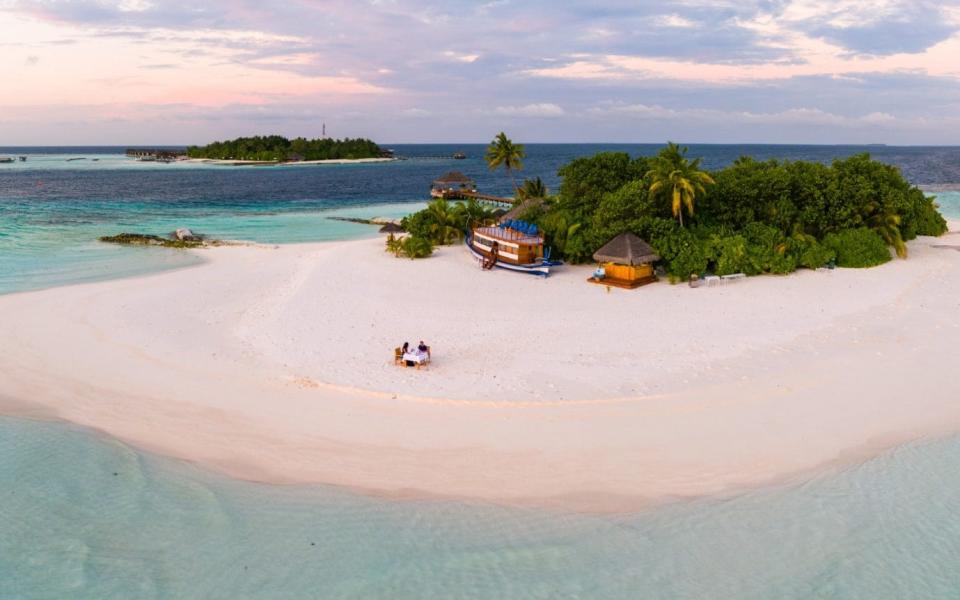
<box><xmin>524</xmin><ymin>145</ymin><xmax>947</xmax><ymax>280</ymax></box>
<box><xmin>646</xmin><ymin>142</ymin><xmax>716</xmax><ymax>227</ymax></box>
<box><xmin>186</xmin><ymin>135</ymin><xmax>384</xmax><ymax>161</ymax></box>
<box><xmin>388</xmin><ymin>199</ymin><xmax>499</xmax><ymax>259</ymax></box>
<box><xmin>517</xmin><ymin>176</ymin><xmax>548</xmax><ymax>201</ymax></box>
<box><xmin>485</xmin><ymin>132</ymin><xmax>525</xmax><ymax>191</ymax></box>
<box><xmin>399</xmin><ymin>141</ymin><xmax>947</xmax><ymax>277</ymax></box>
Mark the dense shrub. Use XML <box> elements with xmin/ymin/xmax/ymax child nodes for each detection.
<box><xmin>400</xmin><ymin>199</ymin><xmax>497</xmax><ymax>246</ymax></box>
<box><xmin>912</xmin><ymin>193</ymin><xmax>949</xmax><ymax>237</ymax></box>
<box><xmin>822</xmin><ymin>228</ymin><xmax>891</xmax><ymax>268</ymax></box>
<box><xmin>539</xmin><ymin>148</ymin><xmax>946</xmax><ymax>279</ymax></box>
<box><xmin>714</xmin><ymin>235</ymin><xmax>752</xmax><ymax>276</ymax></box>
<box><xmin>667</xmin><ymin>240</ymin><xmax>709</xmax><ymax>281</ymax></box>
<box><xmin>793</xmin><ymin>238</ymin><xmax>836</xmax><ymax>269</ymax></box>
<box><xmin>399</xmin><ymin>235</ymin><xmax>434</xmax><ymax>259</ymax></box>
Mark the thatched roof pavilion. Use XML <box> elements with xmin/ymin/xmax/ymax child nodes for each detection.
<box><xmin>593</xmin><ymin>233</ymin><xmax>660</xmax><ymax>265</ymax></box>
<box><xmin>590</xmin><ymin>233</ymin><xmax>660</xmax><ymax>289</ymax></box>
<box><xmin>433</xmin><ymin>171</ymin><xmax>474</xmax><ymax>186</ymax></box>
<box><xmin>431</xmin><ymin>171</ymin><xmax>477</xmax><ymax>199</ymax></box>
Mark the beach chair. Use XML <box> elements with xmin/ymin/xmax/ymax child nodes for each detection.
<box><xmin>394</xmin><ymin>347</ymin><xmax>403</xmax><ymax>366</ymax></box>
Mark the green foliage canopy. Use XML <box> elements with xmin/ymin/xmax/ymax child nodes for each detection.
<box><xmin>186</xmin><ymin>135</ymin><xmax>383</xmax><ymax>161</ymax></box>
<box><xmin>535</xmin><ymin>147</ymin><xmax>947</xmax><ymax>281</ymax></box>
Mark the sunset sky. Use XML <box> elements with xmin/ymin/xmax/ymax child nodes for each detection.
<box><xmin>2</xmin><ymin>0</ymin><xmax>960</xmax><ymax>144</ymax></box>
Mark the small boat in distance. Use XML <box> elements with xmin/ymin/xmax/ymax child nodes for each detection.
<box><xmin>466</xmin><ymin>220</ymin><xmax>561</xmax><ymax>277</ymax></box>
<box><xmin>452</xmin><ymin>151</ymin><xmax>466</xmax><ymax>160</ymax></box>
<box><xmin>18</xmin><ymin>156</ymin><xmax>26</xmax><ymax>162</ymax></box>
<box><xmin>0</xmin><ymin>156</ymin><xmax>14</xmax><ymax>164</ymax></box>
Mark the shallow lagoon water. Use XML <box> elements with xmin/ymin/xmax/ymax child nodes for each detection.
<box><xmin>3</xmin><ymin>417</ymin><xmax>960</xmax><ymax>599</ymax></box>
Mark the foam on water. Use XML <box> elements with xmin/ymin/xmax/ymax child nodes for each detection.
<box><xmin>2</xmin><ymin>417</ymin><xmax>960</xmax><ymax>599</ymax></box>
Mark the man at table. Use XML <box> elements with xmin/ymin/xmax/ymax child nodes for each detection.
<box><xmin>418</xmin><ymin>340</ymin><xmax>431</xmax><ymax>361</ymax></box>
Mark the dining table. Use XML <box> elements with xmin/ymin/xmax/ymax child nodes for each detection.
<box><xmin>402</xmin><ymin>351</ymin><xmax>428</xmax><ymax>365</ymax></box>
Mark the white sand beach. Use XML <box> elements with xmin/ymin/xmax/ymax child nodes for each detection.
<box><xmin>2</xmin><ymin>223</ymin><xmax>959</xmax><ymax>511</ymax></box>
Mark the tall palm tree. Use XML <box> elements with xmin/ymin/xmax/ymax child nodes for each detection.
<box><xmin>646</xmin><ymin>142</ymin><xmax>715</xmax><ymax>227</ymax></box>
<box><xmin>485</xmin><ymin>132</ymin><xmax>525</xmax><ymax>192</ymax></box>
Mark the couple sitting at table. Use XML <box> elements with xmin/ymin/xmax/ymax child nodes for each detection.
<box><xmin>398</xmin><ymin>340</ymin><xmax>431</xmax><ymax>368</ymax></box>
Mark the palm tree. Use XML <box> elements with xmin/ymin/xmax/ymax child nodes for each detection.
<box><xmin>517</xmin><ymin>177</ymin><xmax>548</xmax><ymax>201</ymax></box>
<box><xmin>485</xmin><ymin>132</ymin><xmax>525</xmax><ymax>192</ymax></box>
<box><xmin>864</xmin><ymin>201</ymin><xmax>907</xmax><ymax>258</ymax></box>
<box><xmin>424</xmin><ymin>198</ymin><xmax>463</xmax><ymax>244</ymax></box>
<box><xmin>384</xmin><ymin>233</ymin><xmax>403</xmax><ymax>257</ymax></box>
<box><xmin>455</xmin><ymin>199</ymin><xmax>496</xmax><ymax>231</ymax></box>
<box><xmin>646</xmin><ymin>142</ymin><xmax>715</xmax><ymax>227</ymax></box>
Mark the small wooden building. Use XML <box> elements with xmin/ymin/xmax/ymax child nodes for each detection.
<box><xmin>590</xmin><ymin>233</ymin><xmax>660</xmax><ymax>289</ymax></box>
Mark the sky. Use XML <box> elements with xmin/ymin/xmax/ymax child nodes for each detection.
<box><xmin>1</xmin><ymin>0</ymin><xmax>960</xmax><ymax>145</ymax></box>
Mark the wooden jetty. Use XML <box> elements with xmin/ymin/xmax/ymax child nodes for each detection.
<box><xmin>430</xmin><ymin>172</ymin><xmax>514</xmax><ymax>205</ymax></box>
<box><xmin>459</xmin><ymin>190</ymin><xmax>515</xmax><ymax>206</ymax></box>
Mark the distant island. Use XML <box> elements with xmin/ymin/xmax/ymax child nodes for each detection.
<box><xmin>184</xmin><ymin>135</ymin><xmax>390</xmax><ymax>162</ymax></box>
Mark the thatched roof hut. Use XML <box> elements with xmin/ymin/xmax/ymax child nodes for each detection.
<box><xmin>592</xmin><ymin>233</ymin><xmax>660</xmax><ymax>266</ymax></box>
<box><xmin>433</xmin><ymin>171</ymin><xmax>474</xmax><ymax>186</ymax></box>
<box><xmin>378</xmin><ymin>222</ymin><xmax>404</xmax><ymax>234</ymax></box>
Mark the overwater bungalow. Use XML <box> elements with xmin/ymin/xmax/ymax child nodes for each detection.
<box><xmin>589</xmin><ymin>232</ymin><xmax>660</xmax><ymax>289</ymax></box>
<box><xmin>431</xmin><ymin>171</ymin><xmax>477</xmax><ymax>199</ymax></box>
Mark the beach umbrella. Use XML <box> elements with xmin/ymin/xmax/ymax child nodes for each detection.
<box><xmin>379</xmin><ymin>223</ymin><xmax>404</xmax><ymax>234</ymax></box>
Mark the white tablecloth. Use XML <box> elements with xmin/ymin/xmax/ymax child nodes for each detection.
<box><xmin>403</xmin><ymin>352</ymin><xmax>427</xmax><ymax>364</ymax></box>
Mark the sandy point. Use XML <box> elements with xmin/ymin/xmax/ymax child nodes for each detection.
<box><xmin>1</xmin><ymin>222</ymin><xmax>959</xmax><ymax>512</ymax></box>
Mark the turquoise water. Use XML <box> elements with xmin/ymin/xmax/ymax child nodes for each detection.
<box><xmin>3</xmin><ymin>416</ymin><xmax>960</xmax><ymax>598</ymax></box>
<box><xmin>930</xmin><ymin>190</ymin><xmax>960</xmax><ymax>220</ymax></box>
<box><xmin>0</xmin><ymin>200</ymin><xmax>424</xmax><ymax>295</ymax></box>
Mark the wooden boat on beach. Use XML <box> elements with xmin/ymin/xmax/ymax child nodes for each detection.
<box><xmin>466</xmin><ymin>220</ymin><xmax>561</xmax><ymax>277</ymax></box>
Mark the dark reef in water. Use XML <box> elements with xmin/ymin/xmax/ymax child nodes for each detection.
<box><xmin>99</xmin><ymin>233</ymin><xmax>206</xmax><ymax>248</ymax></box>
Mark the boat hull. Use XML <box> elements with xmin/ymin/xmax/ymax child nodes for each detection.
<box><xmin>465</xmin><ymin>235</ymin><xmax>553</xmax><ymax>277</ymax></box>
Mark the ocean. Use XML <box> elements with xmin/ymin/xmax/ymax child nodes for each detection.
<box><xmin>2</xmin><ymin>144</ymin><xmax>960</xmax><ymax>598</ymax></box>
